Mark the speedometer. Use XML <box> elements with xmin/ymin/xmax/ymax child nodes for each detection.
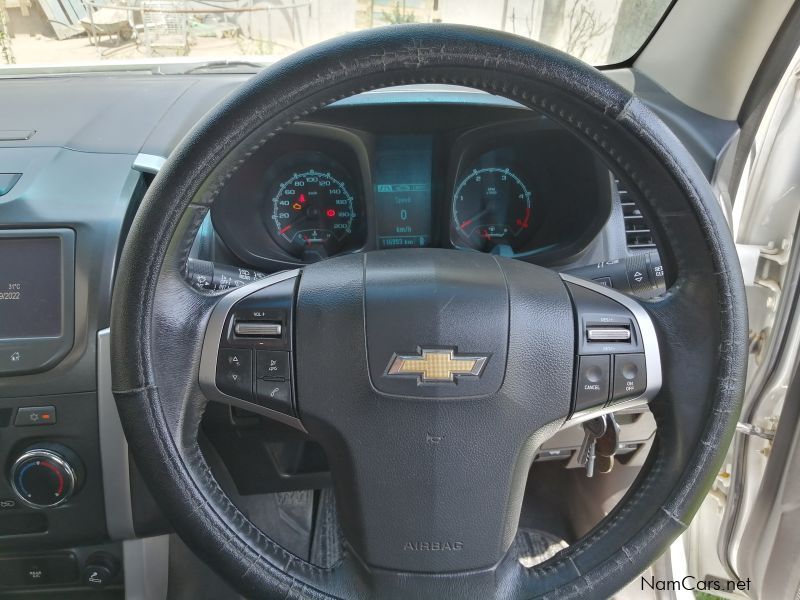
<box><xmin>267</xmin><ymin>169</ymin><xmax>359</xmax><ymax>259</ymax></box>
<box><xmin>452</xmin><ymin>167</ymin><xmax>532</xmax><ymax>252</ymax></box>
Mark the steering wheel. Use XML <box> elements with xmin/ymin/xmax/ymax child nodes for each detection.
<box><xmin>111</xmin><ymin>24</ymin><xmax>747</xmax><ymax>599</ymax></box>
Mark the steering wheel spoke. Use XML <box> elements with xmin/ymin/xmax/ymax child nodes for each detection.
<box><xmin>198</xmin><ymin>269</ymin><xmax>305</xmax><ymax>431</ymax></box>
<box><xmin>559</xmin><ymin>273</ymin><xmax>662</xmax><ymax>426</ymax></box>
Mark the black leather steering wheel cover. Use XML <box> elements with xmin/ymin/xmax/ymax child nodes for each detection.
<box><xmin>110</xmin><ymin>24</ymin><xmax>748</xmax><ymax>599</ymax></box>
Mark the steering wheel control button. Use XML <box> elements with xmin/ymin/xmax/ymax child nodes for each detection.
<box><xmin>256</xmin><ymin>350</ymin><xmax>289</xmax><ymax>380</ymax></box>
<box><xmin>611</xmin><ymin>353</ymin><xmax>647</xmax><ymax>404</ymax></box>
<box><xmin>575</xmin><ymin>355</ymin><xmax>611</xmax><ymax>411</ymax></box>
<box><xmin>566</xmin><ymin>283</ymin><xmax>644</xmax><ymax>355</ymax></box>
<box><xmin>216</xmin><ymin>348</ymin><xmax>253</xmax><ymax>401</ymax></box>
<box><xmin>10</xmin><ymin>449</ymin><xmax>78</xmax><ymax>508</ymax></box>
<box><xmin>235</xmin><ymin>321</ymin><xmax>282</xmax><ymax>337</ymax></box>
<box><xmin>223</xmin><ymin>276</ymin><xmax>297</xmax><ymax>350</ymax></box>
<box><xmin>14</xmin><ymin>406</ymin><xmax>56</xmax><ymax>427</ymax></box>
<box><xmin>586</xmin><ymin>326</ymin><xmax>631</xmax><ymax>342</ymax></box>
<box><xmin>199</xmin><ymin>272</ymin><xmax>304</xmax><ymax>429</ymax></box>
<box><xmin>563</xmin><ymin>274</ymin><xmax>661</xmax><ymax>420</ymax></box>
<box><xmin>580</xmin><ymin>315</ymin><xmax>636</xmax><ymax>354</ymax></box>
<box><xmin>255</xmin><ymin>379</ymin><xmax>292</xmax><ymax>414</ymax></box>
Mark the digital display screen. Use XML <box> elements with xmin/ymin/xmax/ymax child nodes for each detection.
<box><xmin>374</xmin><ymin>135</ymin><xmax>433</xmax><ymax>249</ymax></box>
<box><xmin>0</xmin><ymin>237</ymin><xmax>62</xmax><ymax>339</ymax></box>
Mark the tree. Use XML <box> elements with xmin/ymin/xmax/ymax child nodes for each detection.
<box><xmin>564</xmin><ymin>0</ymin><xmax>611</xmax><ymax>60</ymax></box>
<box><xmin>608</xmin><ymin>0</ymin><xmax>669</xmax><ymax>63</ymax></box>
<box><xmin>0</xmin><ymin>0</ymin><xmax>15</xmax><ymax>65</ymax></box>
<box><xmin>382</xmin><ymin>1</ymin><xmax>417</xmax><ymax>25</ymax></box>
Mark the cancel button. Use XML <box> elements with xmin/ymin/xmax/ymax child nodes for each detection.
<box><xmin>574</xmin><ymin>355</ymin><xmax>610</xmax><ymax>412</ymax></box>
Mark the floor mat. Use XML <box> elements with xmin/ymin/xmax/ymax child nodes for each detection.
<box><xmin>514</xmin><ymin>528</ymin><xmax>569</xmax><ymax>568</ymax></box>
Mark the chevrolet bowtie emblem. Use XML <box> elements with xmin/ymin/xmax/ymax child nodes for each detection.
<box><xmin>386</xmin><ymin>349</ymin><xmax>489</xmax><ymax>382</ymax></box>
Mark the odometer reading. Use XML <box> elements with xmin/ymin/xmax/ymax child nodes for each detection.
<box><xmin>268</xmin><ymin>169</ymin><xmax>358</xmax><ymax>259</ymax></box>
<box><xmin>452</xmin><ymin>167</ymin><xmax>532</xmax><ymax>252</ymax></box>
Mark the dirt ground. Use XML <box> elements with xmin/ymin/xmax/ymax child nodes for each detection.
<box><xmin>7</xmin><ymin>32</ymin><xmax>269</xmax><ymax>66</ymax></box>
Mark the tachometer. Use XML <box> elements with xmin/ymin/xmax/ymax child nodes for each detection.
<box><xmin>268</xmin><ymin>169</ymin><xmax>359</xmax><ymax>259</ymax></box>
<box><xmin>452</xmin><ymin>167</ymin><xmax>532</xmax><ymax>252</ymax></box>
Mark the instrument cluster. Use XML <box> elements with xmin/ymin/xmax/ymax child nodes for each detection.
<box><xmin>211</xmin><ymin>112</ymin><xmax>613</xmax><ymax>270</ymax></box>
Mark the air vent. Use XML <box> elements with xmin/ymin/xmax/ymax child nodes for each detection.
<box><xmin>616</xmin><ymin>178</ymin><xmax>656</xmax><ymax>250</ymax></box>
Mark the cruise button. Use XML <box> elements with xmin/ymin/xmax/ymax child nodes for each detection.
<box><xmin>575</xmin><ymin>355</ymin><xmax>610</xmax><ymax>412</ymax></box>
<box><xmin>611</xmin><ymin>353</ymin><xmax>646</xmax><ymax>404</ymax></box>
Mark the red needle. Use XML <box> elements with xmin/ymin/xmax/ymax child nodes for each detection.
<box><xmin>460</xmin><ymin>207</ymin><xmax>489</xmax><ymax>230</ymax></box>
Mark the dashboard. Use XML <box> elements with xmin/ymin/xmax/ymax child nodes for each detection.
<box><xmin>210</xmin><ymin>105</ymin><xmax>613</xmax><ymax>270</ymax></box>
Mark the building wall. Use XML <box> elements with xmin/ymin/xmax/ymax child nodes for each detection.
<box><xmin>234</xmin><ymin>0</ymin><xmax>358</xmax><ymax>50</ymax></box>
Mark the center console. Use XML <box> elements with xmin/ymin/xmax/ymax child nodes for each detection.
<box><xmin>0</xmin><ymin>142</ymin><xmax>144</xmax><ymax>596</ymax></box>
<box><xmin>0</xmin><ymin>227</ymin><xmax>108</xmax><ymax>553</ymax></box>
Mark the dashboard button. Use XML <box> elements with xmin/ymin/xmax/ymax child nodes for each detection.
<box><xmin>611</xmin><ymin>353</ymin><xmax>646</xmax><ymax>403</ymax></box>
<box><xmin>216</xmin><ymin>348</ymin><xmax>252</xmax><ymax>401</ymax></box>
<box><xmin>82</xmin><ymin>552</ymin><xmax>120</xmax><ymax>588</ymax></box>
<box><xmin>14</xmin><ymin>406</ymin><xmax>56</xmax><ymax>427</ymax></box>
<box><xmin>575</xmin><ymin>355</ymin><xmax>610</xmax><ymax>412</ymax></box>
<box><xmin>10</xmin><ymin>449</ymin><xmax>77</xmax><ymax>508</ymax></box>
<box><xmin>255</xmin><ymin>379</ymin><xmax>292</xmax><ymax>414</ymax></box>
<box><xmin>0</xmin><ymin>349</ymin><xmax>32</xmax><ymax>375</ymax></box>
<box><xmin>0</xmin><ymin>554</ymin><xmax>79</xmax><ymax>587</ymax></box>
<box><xmin>24</xmin><ymin>561</ymin><xmax>48</xmax><ymax>585</ymax></box>
<box><xmin>256</xmin><ymin>350</ymin><xmax>289</xmax><ymax>380</ymax></box>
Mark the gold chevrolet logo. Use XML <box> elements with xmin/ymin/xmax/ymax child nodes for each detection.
<box><xmin>386</xmin><ymin>349</ymin><xmax>489</xmax><ymax>383</ymax></box>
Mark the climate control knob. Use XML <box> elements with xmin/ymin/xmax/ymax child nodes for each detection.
<box><xmin>10</xmin><ymin>447</ymin><xmax>79</xmax><ymax>508</ymax></box>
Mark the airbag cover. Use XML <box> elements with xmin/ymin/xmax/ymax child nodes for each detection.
<box><xmin>365</xmin><ymin>249</ymin><xmax>508</xmax><ymax>398</ymax></box>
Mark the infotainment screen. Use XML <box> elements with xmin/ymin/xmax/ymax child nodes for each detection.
<box><xmin>374</xmin><ymin>135</ymin><xmax>433</xmax><ymax>249</ymax></box>
<box><xmin>0</xmin><ymin>237</ymin><xmax>62</xmax><ymax>339</ymax></box>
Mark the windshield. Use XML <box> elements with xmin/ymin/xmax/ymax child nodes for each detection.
<box><xmin>0</xmin><ymin>0</ymin><xmax>672</xmax><ymax>72</ymax></box>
